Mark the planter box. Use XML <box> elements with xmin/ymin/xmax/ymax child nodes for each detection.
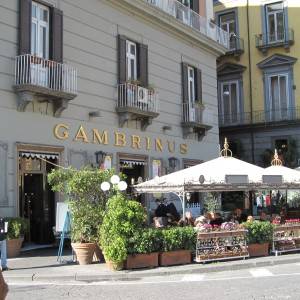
<box><xmin>7</xmin><ymin>237</ymin><xmax>24</xmax><ymax>258</ymax></box>
<box><xmin>248</xmin><ymin>243</ymin><xmax>269</xmax><ymax>257</ymax></box>
<box><xmin>126</xmin><ymin>253</ymin><xmax>159</xmax><ymax>269</ymax></box>
<box><xmin>159</xmin><ymin>250</ymin><xmax>191</xmax><ymax>266</ymax></box>
<box><xmin>105</xmin><ymin>260</ymin><xmax>125</xmax><ymax>271</ymax></box>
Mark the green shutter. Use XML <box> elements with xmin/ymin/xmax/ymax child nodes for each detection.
<box><xmin>138</xmin><ymin>43</ymin><xmax>148</xmax><ymax>87</ymax></box>
<box><xmin>182</xmin><ymin>62</ymin><xmax>189</xmax><ymax>103</ymax></box>
<box><xmin>19</xmin><ymin>0</ymin><xmax>32</xmax><ymax>55</ymax></box>
<box><xmin>196</xmin><ymin>68</ymin><xmax>202</xmax><ymax>103</ymax></box>
<box><xmin>51</xmin><ymin>7</ymin><xmax>63</xmax><ymax>62</ymax></box>
<box><xmin>118</xmin><ymin>35</ymin><xmax>127</xmax><ymax>84</ymax></box>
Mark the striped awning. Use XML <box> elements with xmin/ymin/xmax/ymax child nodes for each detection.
<box><xmin>20</xmin><ymin>151</ymin><xmax>59</xmax><ymax>159</ymax></box>
<box><xmin>120</xmin><ymin>159</ymin><xmax>146</xmax><ymax>166</ymax></box>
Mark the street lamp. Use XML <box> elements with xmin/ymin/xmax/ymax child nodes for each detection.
<box><xmin>100</xmin><ymin>175</ymin><xmax>128</xmax><ymax>192</ymax></box>
<box><xmin>95</xmin><ymin>151</ymin><xmax>106</xmax><ymax>168</ymax></box>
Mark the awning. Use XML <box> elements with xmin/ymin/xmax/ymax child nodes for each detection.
<box><xmin>120</xmin><ymin>159</ymin><xmax>146</xmax><ymax>167</ymax></box>
<box><xmin>20</xmin><ymin>151</ymin><xmax>59</xmax><ymax>159</ymax></box>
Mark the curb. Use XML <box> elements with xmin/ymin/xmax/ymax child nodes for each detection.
<box><xmin>4</xmin><ymin>255</ymin><xmax>300</xmax><ymax>283</ymax></box>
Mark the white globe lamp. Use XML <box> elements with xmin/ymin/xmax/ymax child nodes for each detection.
<box><xmin>110</xmin><ymin>175</ymin><xmax>120</xmax><ymax>185</ymax></box>
<box><xmin>117</xmin><ymin>181</ymin><xmax>128</xmax><ymax>191</ymax></box>
<box><xmin>100</xmin><ymin>181</ymin><xmax>110</xmax><ymax>192</ymax></box>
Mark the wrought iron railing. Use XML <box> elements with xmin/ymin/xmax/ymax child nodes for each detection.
<box><xmin>219</xmin><ymin>107</ymin><xmax>300</xmax><ymax>127</ymax></box>
<box><xmin>228</xmin><ymin>35</ymin><xmax>244</xmax><ymax>53</ymax></box>
<box><xmin>117</xmin><ymin>83</ymin><xmax>159</xmax><ymax>113</ymax></box>
<box><xmin>255</xmin><ymin>28</ymin><xmax>294</xmax><ymax>48</ymax></box>
<box><xmin>145</xmin><ymin>0</ymin><xmax>229</xmax><ymax>49</ymax></box>
<box><xmin>15</xmin><ymin>54</ymin><xmax>77</xmax><ymax>94</ymax></box>
<box><xmin>182</xmin><ymin>102</ymin><xmax>204</xmax><ymax>123</ymax></box>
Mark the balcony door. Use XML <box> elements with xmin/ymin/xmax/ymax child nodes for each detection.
<box><xmin>268</xmin><ymin>74</ymin><xmax>290</xmax><ymax>121</ymax></box>
<box><xmin>266</xmin><ymin>2</ymin><xmax>284</xmax><ymax>43</ymax></box>
<box><xmin>219</xmin><ymin>13</ymin><xmax>236</xmax><ymax>50</ymax></box>
<box><xmin>31</xmin><ymin>2</ymin><xmax>50</xmax><ymax>87</ymax></box>
<box><xmin>220</xmin><ymin>81</ymin><xmax>240</xmax><ymax>125</ymax></box>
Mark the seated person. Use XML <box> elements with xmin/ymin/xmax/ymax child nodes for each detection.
<box><xmin>210</xmin><ymin>212</ymin><xmax>223</xmax><ymax>226</ymax></box>
<box><xmin>259</xmin><ymin>211</ymin><xmax>269</xmax><ymax>222</ymax></box>
<box><xmin>194</xmin><ymin>215</ymin><xmax>208</xmax><ymax>228</ymax></box>
<box><xmin>247</xmin><ymin>215</ymin><xmax>254</xmax><ymax>223</ymax></box>
<box><xmin>178</xmin><ymin>211</ymin><xmax>194</xmax><ymax>227</ymax></box>
<box><xmin>233</xmin><ymin>208</ymin><xmax>247</xmax><ymax>224</ymax></box>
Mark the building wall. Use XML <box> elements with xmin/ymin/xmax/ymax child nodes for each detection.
<box><xmin>0</xmin><ymin>0</ymin><xmax>223</xmax><ymax>216</ymax></box>
<box><xmin>214</xmin><ymin>0</ymin><xmax>300</xmax><ymax>165</ymax></box>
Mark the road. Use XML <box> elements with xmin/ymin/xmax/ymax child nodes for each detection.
<box><xmin>6</xmin><ymin>262</ymin><xmax>300</xmax><ymax>300</ymax></box>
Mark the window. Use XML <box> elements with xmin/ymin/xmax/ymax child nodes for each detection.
<box><xmin>219</xmin><ymin>12</ymin><xmax>236</xmax><ymax>50</ymax></box>
<box><xmin>220</xmin><ymin>81</ymin><xmax>240</xmax><ymax>124</ymax></box>
<box><xmin>126</xmin><ymin>40</ymin><xmax>137</xmax><ymax>81</ymax></box>
<box><xmin>266</xmin><ymin>2</ymin><xmax>284</xmax><ymax>43</ymax></box>
<box><xmin>188</xmin><ymin>66</ymin><xmax>195</xmax><ymax>106</ymax></box>
<box><xmin>268</xmin><ymin>74</ymin><xmax>289</xmax><ymax>121</ymax></box>
<box><xmin>31</xmin><ymin>2</ymin><xmax>49</xmax><ymax>59</ymax></box>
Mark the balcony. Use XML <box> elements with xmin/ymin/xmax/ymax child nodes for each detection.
<box><xmin>145</xmin><ymin>0</ymin><xmax>229</xmax><ymax>49</ymax></box>
<box><xmin>219</xmin><ymin>112</ymin><xmax>251</xmax><ymax>127</ymax></box>
<box><xmin>182</xmin><ymin>102</ymin><xmax>212</xmax><ymax>140</ymax></box>
<box><xmin>117</xmin><ymin>83</ymin><xmax>159</xmax><ymax>130</ymax></box>
<box><xmin>14</xmin><ymin>54</ymin><xmax>78</xmax><ymax>116</ymax></box>
<box><xmin>223</xmin><ymin>36</ymin><xmax>244</xmax><ymax>57</ymax></box>
<box><xmin>219</xmin><ymin>107</ymin><xmax>300</xmax><ymax>129</ymax></box>
<box><xmin>255</xmin><ymin>28</ymin><xmax>294</xmax><ymax>54</ymax></box>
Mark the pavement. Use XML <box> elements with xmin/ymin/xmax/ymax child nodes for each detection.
<box><xmin>3</xmin><ymin>247</ymin><xmax>300</xmax><ymax>283</ymax></box>
<box><xmin>6</xmin><ymin>263</ymin><xmax>300</xmax><ymax>299</ymax></box>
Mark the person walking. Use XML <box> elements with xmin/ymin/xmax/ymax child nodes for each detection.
<box><xmin>0</xmin><ymin>269</ymin><xmax>8</xmax><ymax>300</ymax></box>
<box><xmin>0</xmin><ymin>218</ymin><xmax>8</xmax><ymax>271</ymax></box>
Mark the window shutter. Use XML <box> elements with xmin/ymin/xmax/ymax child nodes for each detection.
<box><xmin>138</xmin><ymin>43</ymin><xmax>148</xmax><ymax>87</ymax></box>
<box><xmin>192</xmin><ymin>0</ymin><xmax>200</xmax><ymax>14</ymax></box>
<box><xmin>196</xmin><ymin>68</ymin><xmax>202</xmax><ymax>103</ymax></box>
<box><xmin>51</xmin><ymin>7</ymin><xmax>63</xmax><ymax>62</ymax></box>
<box><xmin>118</xmin><ymin>35</ymin><xmax>127</xmax><ymax>84</ymax></box>
<box><xmin>181</xmin><ymin>63</ymin><xmax>189</xmax><ymax>103</ymax></box>
<box><xmin>19</xmin><ymin>0</ymin><xmax>32</xmax><ymax>55</ymax></box>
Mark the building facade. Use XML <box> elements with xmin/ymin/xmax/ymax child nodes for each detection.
<box><xmin>214</xmin><ymin>0</ymin><xmax>300</xmax><ymax>167</ymax></box>
<box><xmin>0</xmin><ymin>0</ymin><xmax>227</xmax><ymax>243</ymax></box>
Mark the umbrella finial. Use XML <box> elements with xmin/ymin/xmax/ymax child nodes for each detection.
<box><xmin>271</xmin><ymin>149</ymin><xmax>282</xmax><ymax>166</ymax></box>
<box><xmin>220</xmin><ymin>137</ymin><xmax>232</xmax><ymax>158</ymax></box>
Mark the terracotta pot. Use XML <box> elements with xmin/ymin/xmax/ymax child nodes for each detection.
<box><xmin>248</xmin><ymin>243</ymin><xmax>269</xmax><ymax>257</ymax></box>
<box><xmin>105</xmin><ymin>260</ymin><xmax>124</xmax><ymax>271</ymax></box>
<box><xmin>159</xmin><ymin>250</ymin><xmax>191</xmax><ymax>266</ymax></box>
<box><xmin>126</xmin><ymin>253</ymin><xmax>159</xmax><ymax>269</ymax></box>
<box><xmin>71</xmin><ymin>243</ymin><xmax>96</xmax><ymax>265</ymax></box>
<box><xmin>7</xmin><ymin>237</ymin><xmax>24</xmax><ymax>258</ymax></box>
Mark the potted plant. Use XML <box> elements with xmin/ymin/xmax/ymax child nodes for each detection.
<box><xmin>99</xmin><ymin>192</ymin><xmax>146</xmax><ymax>270</ymax></box>
<box><xmin>126</xmin><ymin>228</ymin><xmax>161</xmax><ymax>269</ymax></box>
<box><xmin>48</xmin><ymin>167</ymin><xmax>115</xmax><ymax>265</ymax></box>
<box><xmin>159</xmin><ymin>226</ymin><xmax>196</xmax><ymax>266</ymax></box>
<box><xmin>5</xmin><ymin>217</ymin><xmax>28</xmax><ymax>258</ymax></box>
<box><xmin>243</xmin><ymin>221</ymin><xmax>274</xmax><ymax>257</ymax></box>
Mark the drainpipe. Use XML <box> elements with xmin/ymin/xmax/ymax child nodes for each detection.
<box><xmin>246</xmin><ymin>0</ymin><xmax>255</xmax><ymax>163</ymax></box>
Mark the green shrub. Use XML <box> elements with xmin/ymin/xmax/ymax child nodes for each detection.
<box><xmin>128</xmin><ymin>228</ymin><xmax>162</xmax><ymax>255</ymax></box>
<box><xmin>161</xmin><ymin>227</ymin><xmax>196</xmax><ymax>252</ymax></box>
<box><xmin>5</xmin><ymin>217</ymin><xmax>29</xmax><ymax>240</ymax></box>
<box><xmin>99</xmin><ymin>192</ymin><xmax>146</xmax><ymax>263</ymax></box>
<box><xmin>48</xmin><ymin>167</ymin><xmax>116</xmax><ymax>243</ymax></box>
<box><xmin>243</xmin><ymin>221</ymin><xmax>274</xmax><ymax>244</ymax></box>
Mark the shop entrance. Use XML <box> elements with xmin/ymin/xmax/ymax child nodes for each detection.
<box><xmin>119</xmin><ymin>155</ymin><xmax>147</xmax><ymax>201</ymax></box>
<box><xmin>19</xmin><ymin>152</ymin><xmax>58</xmax><ymax>244</ymax></box>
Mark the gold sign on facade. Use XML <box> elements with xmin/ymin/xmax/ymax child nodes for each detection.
<box><xmin>53</xmin><ymin>124</ymin><xmax>188</xmax><ymax>154</ymax></box>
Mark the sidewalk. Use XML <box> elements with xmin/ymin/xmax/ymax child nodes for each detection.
<box><xmin>3</xmin><ymin>248</ymin><xmax>300</xmax><ymax>283</ymax></box>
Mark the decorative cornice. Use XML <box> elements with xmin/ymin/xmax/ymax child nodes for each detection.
<box><xmin>257</xmin><ymin>54</ymin><xmax>297</xmax><ymax>69</ymax></box>
<box><xmin>105</xmin><ymin>0</ymin><xmax>227</xmax><ymax>56</ymax></box>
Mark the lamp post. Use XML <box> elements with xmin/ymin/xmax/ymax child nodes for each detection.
<box><xmin>100</xmin><ymin>175</ymin><xmax>128</xmax><ymax>192</ymax></box>
<box><xmin>95</xmin><ymin>151</ymin><xmax>106</xmax><ymax>169</ymax></box>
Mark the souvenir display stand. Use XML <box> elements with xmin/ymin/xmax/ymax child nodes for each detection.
<box><xmin>272</xmin><ymin>222</ymin><xmax>300</xmax><ymax>256</ymax></box>
<box><xmin>195</xmin><ymin>229</ymin><xmax>249</xmax><ymax>263</ymax></box>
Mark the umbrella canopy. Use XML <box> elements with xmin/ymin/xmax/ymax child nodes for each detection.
<box><xmin>263</xmin><ymin>166</ymin><xmax>300</xmax><ymax>183</ymax></box>
<box><xmin>135</xmin><ymin>155</ymin><xmax>265</xmax><ymax>193</ymax></box>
